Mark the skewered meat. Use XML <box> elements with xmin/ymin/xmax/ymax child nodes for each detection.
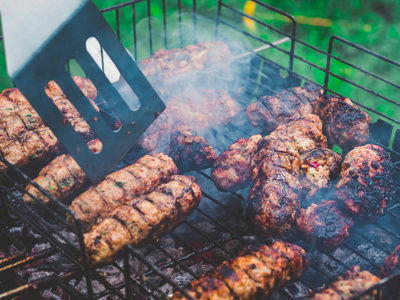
<box><xmin>317</xmin><ymin>94</ymin><xmax>371</xmax><ymax>151</ymax></box>
<box><xmin>172</xmin><ymin>240</ymin><xmax>309</xmax><ymax>299</ymax></box>
<box><xmin>140</xmin><ymin>89</ymin><xmax>240</xmax><ymax>153</ymax></box>
<box><xmin>297</xmin><ymin>200</ymin><xmax>353</xmax><ymax>251</ymax></box>
<box><xmin>211</xmin><ymin>134</ymin><xmax>262</xmax><ymax>192</ymax></box>
<box><xmin>23</xmin><ymin>139</ymin><xmax>102</xmax><ymax>205</ymax></box>
<box><xmin>168</xmin><ymin>130</ymin><xmax>217</xmax><ymax>172</ymax></box>
<box><xmin>84</xmin><ymin>175</ymin><xmax>201</xmax><ymax>266</ymax></box>
<box><xmin>381</xmin><ymin>245</ymin><xmax>400</xmax><ymax>278</ymax></box>
<box><xmin>248</xmin><ymin>137</ymin><xmax>300</xmax><ymax>237</ymax></box>
<box><xmin>299</xmin><ymin>147</ymin><xmax>342</xmax><ymax>200</ymax></box>
<box><xmin>67</xmin><ymin>153</ymin><xmax>178</xmax><ymax>231</ymax></box>
<box><xmin>309</xmin><ymin>265</ymin><xmax>380</xmax><ymax>299</ymax></box>
<box><xmin>139</xmin><ymin>41</ymin><xmax>231</xmax><ymax>97</ymax></box>
<box><xmin>246</xmin><ymin>84</ymin><xmax>322</xmax><ymax>133</ymax></box>
<box><xmin>268</xmin><ymin>113</ymin><xmax>327</xmax><ymax>154</ymax></box>
<box><xmin>335</xmin><ymin>144</ymin><xmax>394</xmax><ymax>223</ymax></box>
<box><xmin>0</xmin><ymin>76</ymin><xmax>98</xmax><ymax>173</ymax></box>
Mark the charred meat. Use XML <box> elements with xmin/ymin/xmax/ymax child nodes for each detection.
<box><xmin>299</xmin><ymin>147</ymin><xmax>342</xmax><ymax>200</ymax></box>
<box><xmin>335</xmin><ymin>144</ymin><xmax>394</xmax><ymax>223</ymax></box>
<box><xmin>381</xmin><ymin>245</ymin><xmax>400</xmax><ymax>278</ymax></box>
<box><xmin>211</xmin><ymin>134</ymin><xmax>262</xmax><ymax>192</ymax></box>
<box><xmin>172</xmin><ymin>240</ymin><xmax>308</xmax><ymax>300</ymax></box>
<box><xmin>317</xmin><ymin>94</ymin><xmax>371</xmax><ymax>151</ymax></box>
<box><xmin>246</xmin><ymin>84</ymin><xmax>322</xmax><ymax>133</ymax></box>
<box><xmin>168</xmin><ymin>130</ymin><xmax>217</xmax><ymax>172</ymax></box>
<box><xmin>23</xmin><ymin>139</ymin><xmax>102</xmax><ymax>205</ymax></box>
<box><xmin>84</xmin><ymin>175</ymin><xmax>201</xmax><ymax>266</ymax></box>
<box><xmin>297</xmin><ymin>200</ymin><xmax>353</xmax><ymax>251</ymax></box>
<box><xmin>67</xmin><ymin>153</ymin><xmax>178</xmax><ymax>231</ymax></box>
<box><xmin>309</xmin><ymin>265</ymin><xmax>380</xmax><ymax>299</ymax></box>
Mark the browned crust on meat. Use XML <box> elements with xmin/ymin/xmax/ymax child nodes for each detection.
<box><xmin>381</xmin><ymin>245</ymin><xmax>400</xmax><ymax>278</ymax></box>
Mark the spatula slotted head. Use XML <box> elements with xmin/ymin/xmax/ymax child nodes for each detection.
<box><xmin>1</xmin><ymin>0</ymin><xmax>165</xmax><ymax>182</ymax></box>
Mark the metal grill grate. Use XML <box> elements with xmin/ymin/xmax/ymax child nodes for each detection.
<box><xmin>0</xmin><ymin>0</ymin><xmax>400</xmax><ymax>299</ymax></box>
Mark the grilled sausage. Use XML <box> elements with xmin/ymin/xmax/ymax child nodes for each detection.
<box><xmin>335</xmin><ymin>144</ymin><xmax>394</xmax><ymax>223</ymax></box>
<box><xmin>172</xmin><ymin>240</ymin><xmax>308</xmax><ymax>299</ymax></box>
<box><xmin>317</xmin><ymin>94</ymin><xmax>371</xmax><ymax>151</ymax></box>
<box><xmin>381</xmin><ymin>245</ymin><xmax>400</xmax><ymax>278</ymax></box>
<box><xmin>246</xmin><ymin>84</ymin><xmax>322</xmax><ymax>133</ymax></box>
<box><xmin>297</xmin><ymin>200</ymin><xmax>353</xmax><ymax>251</ymax></box>
<box><xmin>84</xmin><ymin>175</ymin><xmax>201</xmax><ymax>266</ymax></box>
<box><xmin>211</xmin><ymin>134</ymin><xmax>262</xmax><ymax>192</ymax></box>
<box><xmin>309</xmin><ymin>266</ymin><xmax>380</xmax><ymax>299</ymax></box>
<box><xmin>23</xmin><ymin>139</ymin><xmax>102</xmax><ymax>205</ymax></box>
<box><xmin>68</xmin><ymin>153</ymin><xmax>178</xmax><ymax>231</ymax></box>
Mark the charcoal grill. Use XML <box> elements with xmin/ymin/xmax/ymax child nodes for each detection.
<box><xmin>0</xmin><ymin>0</ymin><xmax>400</xmax><ymax>299</ymax></box>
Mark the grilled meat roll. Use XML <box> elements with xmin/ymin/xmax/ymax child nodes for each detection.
<box><xmin>140</xmin><ymin>89</ymin><xmax>240</xmax><ymax>153</ymax></box>
<box><xmin>212</xmin><ymin>134</ymin><xmax>262</xmax><ymax>192</ymax></box>
<box><xmin>299</xmin><ymin>147</ymin><xmax>342</xmax><ymax>200</ymax></box>
<box><xmin>84</xmin><ymin>175</ymin><xmax>201</xmax><ymax>266</ymax></box>
<box><xmin>309</xmin><ymin>265</ymin><xmax>380</xmax><ymax>299</ymax></box>
<box><xmin>317</xmin><ymin>94</ymin><xmax>371</xmax><ymax>151</ymax></box>
<box><xmin>335</xmin><ymin>144</ymin><xmax>394</xmax><ymax>223</ymax></box>
<box><xmin>246</xmin><ymin>84</ymin><xmax>322</xmax><ymax>133</ymax></box>
<box><xmin>68</xmin><ymin>153</ymin><xmax>178</xmax><ymax>231</ymax></box>
<box><xmin>297</xmin><ymin>200</ymin><xmax>353</xmax><ymax>251</ymax></box>
<box><xmin>168</xmin><ymin>131</ymin><xmax>217</xmax><ymax>172</ymax></box>
<box><xmin>23</xmin><ymin>139</ymin><xmax>102</xmax><ymax>205</ymax></box>
<box><xmin>249</xmin><ymin>137</ymin><xmax>300</xmax><ymax>237</ymax></box>
<box><xmin>381</xmin><ymin>245</ymin><xmax>400</xmax><ymax>278</ymax></box>
<box><xmin>139</xmin><ymin>41</ymin><xmax>231</xmax><ymax>97</ymax></box>
<box><xmin>172</xmin><ymin>240</ymin><xmax>308</xmax><ymax>300</ymax></box>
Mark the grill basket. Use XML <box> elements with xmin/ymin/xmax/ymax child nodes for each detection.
<box><xmin>0</xmin><ymin>0</ymin><xmax>400</xmax><ymax>299</ymax></box>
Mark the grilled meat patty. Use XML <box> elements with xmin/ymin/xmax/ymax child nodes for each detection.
<box><xmin>381</xmin><ymin>245</ymin><xmax>400</xmax><ymax>278</ymax></box>
<box><xmin>212</xmin><ymin>134</ymin><xmax>262</xmax><ymax>192</ymax></box>
<box><xmin>168</xmin><ymin>130</ymin><xmax>217</xmax><ymax>172</ymax></box>
<box><xmin>140</xmin><ymin>89</ymin><xmax>240</xmax><ymax>153</ymax></box>
<box><xmin>84</xmin><ymin>175</ymin><xmax>201</xmax><ymax>266</ymax></box>
<box><xmin>309</xmin><ymin>265</ymin><xmax>380</xmax><ymax>299</ymax></box>
<box><xmin>297</xmin><ymin>200</ymin><xmax>353</xmax><ymax>251</ymax></box>
<box><xmin>246</xmin><ymin>84</ymin><xmax>322</xmax><ymax>133</ymax></box>
<box><xmin>317</xmin><ymin>94</ymin><xmax>371</xmax><ymax>151</ymax></box>
<box><xmin>299</xmin><ymin>147</ymin><xmax>342</xmax><ymax>201</ymax></box>
<box><xmin>23</xmin><ymin>139</ymin><xmax>102</xmax><ymax>205</ymax></box>
<box><xmin>0</xmin><ymin>76</ymin><xmax>98</xmax><ymax>173</ymax></box>
<box><xmin>249</xmin><ymin>137</ymin><xmax>300</xmax><ymax>237</ymax></box>
<box><xmin>172</xmin><ymin>240</ymin><xmax>309</xmax><ymax>300</ymax></box>
<box><xmin>335</xmin><ymin>144</ymin><xmax>394</xmax><ymax>223</ymax></box>
<box><xmin>68</xmin><ymin>153</ymin><xmax>178</xmax><ymax>231</ymax></box>
<box><xmin>139</xmin><ymin>41</ymin><xmax>231</xmax><ymax>97</ymax></box>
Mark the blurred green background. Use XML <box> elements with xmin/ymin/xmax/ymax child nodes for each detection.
<box><xmin>0</xmin><ymin>0</ymin><xmax>399</xmax><ymax>144</ymax></box>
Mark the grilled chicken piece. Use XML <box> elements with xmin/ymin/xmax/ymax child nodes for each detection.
<box><xmin>68</xmin><ymin>153</ymin><xmax>178</xmax><ymax>231</ymax></box>
<box><xmin>140</xmin><ymin>89</ymin><xmax>240</xmax><ymax>153</ymax></box>
<box><xmin>23</xmin><ymin>139</ymin><xmax>102</xmax><ymax>205</ymax></box>
<box><xmin>211</xmin><ymin>134</ymin><xmax>262</xmax><ymax>192</ymax></box>
<box><xmin>317</xmin><ymin>94</ymin><xmax>371</xmax><ymax>151</ymax></box>
<box><xmin>139</xmin><ymin>41</ymin><xmax>231</xmax><ymax>97</ymax></box>
<box><xmin>172</xmin><ymin>240</ymin><xmax>309</xmax><ymax>300</ymax></box>
<box><xmin>0</xmin><ymin>76</ymin><xmax>98</xmax><ymax>173</ymax></box>
<box><xmin>381</xmin><ymin>245</ymin><xmax>400</xmax><ymax>278</ymax></box>
<box><xmin>297</xmin><ymin>200</ymin><xmax>353</xmax><ymax>250</ymax></box>
<box><xmin>309</xmin><ymin>266</ymin><xmax>380</xmax><ymax>299</ymax></box>
<box><xmin>269</xmin><ymin>114</ymin><xmax>327</xmax><ymax>154</ymax></box>
<box><xmin>299</xmin><ymin>147</ymin><xmax>342</xmax><ymax>200</ymax></box>
<box><xmin>84</xmin><ymin>175</ymin><xmax>201</xmax><ymax>266</ymax></box>
<box><xmin>168</xmin><ymin>131</ymin><xmax>217</xmax><ymax>172</ymax></box>
<box><xmin>249</xmin><ymin>137</ymin><xmax>300</xmax><ymax>237</ymax></box>
<box><xmin>246</xmin><ymin>84</ymin><xmax>322</xmax><ymax>133</ymax></box>
<box><xmin>336</xmin><ymin>144</ymin><xmax>394</xmax><ymax>223</ymax></box>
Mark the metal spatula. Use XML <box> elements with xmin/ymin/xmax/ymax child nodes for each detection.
<box><xmin>0</xmin><ymin>0</ymin><xmax>165</xmax><ymax>182</ymax></box>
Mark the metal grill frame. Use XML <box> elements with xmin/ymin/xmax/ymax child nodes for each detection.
<box><xmin>0</xmin><ymin>0</ymin><xmax>400</xmax><ymax>299</ymax></box>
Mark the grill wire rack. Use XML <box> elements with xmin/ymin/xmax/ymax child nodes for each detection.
<box><xmin>0</xmin><ymin>0</ymin><xmax>400</xmax><ymax>299</ymax></box>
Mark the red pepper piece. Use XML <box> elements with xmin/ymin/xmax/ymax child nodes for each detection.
<box><xmin>307</xmin><ymin>161</ymin><xmax>320</xmax><ymax>168</ymax></box>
